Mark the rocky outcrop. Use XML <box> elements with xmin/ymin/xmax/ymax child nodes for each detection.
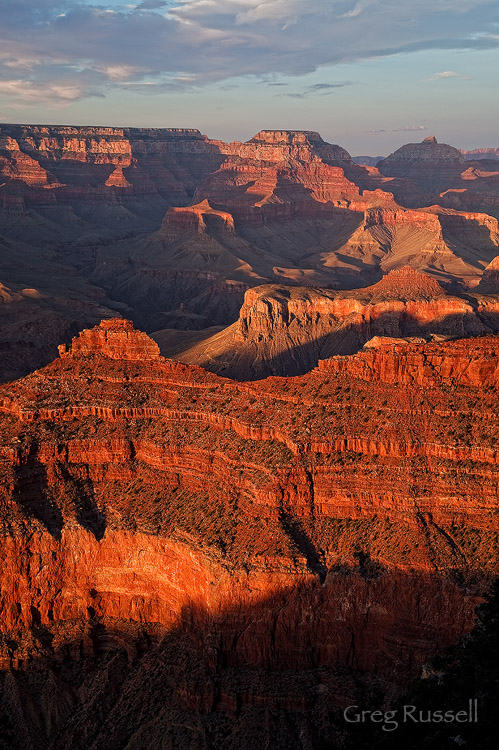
<box><xmin>223</xmin><ymin>129</ymin><xmax>355</xmax><ymax>168</ymax></box>
<box><xmin>377</xmin><ymin>137</ymin><xmax>466</xmax><ymax>189</ymax></box>
<box><xmin>169</xmin><ymin>268</ymin><xmax>499</xmax><ymax>378</ymax></box>
<box><xmin>478</xmin><ymin>255</ymin><xmax>499</xmax><ymax>292</ymax></box>
<box><xmin>1</xmin><ymin>318</ymin><xmax>499</xmax><ymax>746</ymax></box>
<box><xmin>362</xmin><ymin>206</ymin><xmax>451</xmax><ymax>236</ymax></box>
<box><xmin>57</xmin><ymin>318</ymin><xmax>160</xmax><ymax>360</ymax></box>
<box><xmin>161</xmin><ymin>200</ymin><xmax>236</xmax><ymax>240</ymax></box>
<box><xmin>319</xmin><ymin>335</ymin><xmax>499</xmax><ymax>387</ymax></box>
<box><xmin>364</xmin><ymin>265</ymin><xmax>445</xmax><ymax>298</ymax></box>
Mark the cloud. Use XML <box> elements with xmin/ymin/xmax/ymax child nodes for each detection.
<box><xmin>342</xmin><ymin>0</ymin><xmax>377</xmax><ymax>19</ymax></box>
<box><xmin>0</xmin><ymin>78</ymin><xmax>104</xmax><ymax>106</ymax></box>
<box><xmin>0</xmin><ymin>0</ymin><xmax>497</xmax><ymax>107</ymax></box>
<box><xmin>429</xmin><ymin>70</ymin><xmax>472</xmax><ymax>79</ymax></box>
<box><xmin>392</xmin><ymin>124</ymin><xmax>427</xmax><ymax>131</ymax></box>
<box><xmin>363</xmin><ymin>124</ymin><xmax>428</xmax><ymax>133</ymax></box>
<box><xmin>234</xmin><ymin>0</ymin><xmax>303</xmax><ymax>25</ymax></box>
<box><xmin>308</xmin><ymin>83</ymin><xmax>353</xmax><ymax>91</ymax></box>
<box><xmin>280</xmin><ymin>81</ymin><xmax>357</xmax><ymax>98</ymax></box>
<box><xmin>430</xmin><ymin>70</ymin><xmax>460</xmax><ymax>79</ymax></box>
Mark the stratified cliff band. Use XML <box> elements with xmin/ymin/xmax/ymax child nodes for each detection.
<box><xmin>0</xmin><ymin>318</ymin><xmax>498</xmax><ymax>748</ymax></box>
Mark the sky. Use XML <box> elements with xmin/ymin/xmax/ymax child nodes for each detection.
<box><xmin>0</xmin><ymin>0</ymin><xmax>498</xmax><ymax>154</ymax></box>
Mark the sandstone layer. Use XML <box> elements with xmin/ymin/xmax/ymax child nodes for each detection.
<box><xmin>160</xmin><ymin>267</ymin><xmax>499</xmax><ymax>378</ymax></box>
<box><xmin>1</xmin><ymin>319</ymin><xmax>499</xmax><ymax>747</ymax></box>
<box><xmin>3</xmin><ymin>126</ymin><xmax>499</xmax><ymax>380</ymax></box>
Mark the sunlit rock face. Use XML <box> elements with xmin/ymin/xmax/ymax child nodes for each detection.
<box><xmin>168</xmin><ymin>267</ymin><xmax>499</xmax><ymax>379</ymax></box>
<box><xmin>1</xmin><ymin>315</ymin><xmax>499</xmax><ymax>746</ymax></box>
<box><xmin>2</xmin><ymin>125</ymin><xmax>499</xmax><ymax>385</ymax></box>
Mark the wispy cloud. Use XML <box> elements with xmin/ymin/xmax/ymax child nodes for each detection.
<box><xmin>392</xmin><ymin>124</ymin><xmax>427</xmax><ymax>132</ymax></box>
<box><xmin>280</xmin><ymin>81</ymin><xmax>357</xmax><ymax>98</ymax></box>
<box><xmin>363</xmin><ymin>124</ymin><xmax>427</xmax><ymax>134</ymax></box>
<box><xmin>431</xmin><ymin>70</ymin><xmax>460</xmax><ymax>79</ymax></box>
<box><xmin>342</xmin><ymin>0</ymin><xmax>377</xmax><ymax>19</ymax></box>
<box><xmin>0</xmin><ymin>78</ymin><xmax>104</xmax><ymax>107</ymax></box>
<box><xmin>0</xmin><ymin>0</ymin><xmax>496</xmax><ymax>107</ymax></box>
<box><xmin>429</xmin><ymin>70</ymin><xmax>472</xmax><ymax>79</ymax></box>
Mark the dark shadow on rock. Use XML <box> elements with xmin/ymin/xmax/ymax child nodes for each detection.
<box><xmin>0</xmin><ymin>570</ymin><xmax>491</xmax><ymax>750</ymax></box>
<box><xmin>59</xmin><ymin>466</ymin><xmax>106</xmax><ymax>541</ymax></box>
<box><xmin>279</xmin><ymin>509</ymin><xmax>327</xmax><ymax>583</ymax></box>
<box><xmin>205</xmin><ymin>309</ymin><xmax>499</xmax><ymax>381</ymax></box>
<box><xmin>13</xmin><ymin>446</ymin><xmax>64</xmax><ymax>540</ymax></box>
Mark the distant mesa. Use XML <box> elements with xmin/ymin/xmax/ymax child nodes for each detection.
<box><xmin>367</xmin><ymin>266</ymin><xmax>446</xmax><ymax>300</ymax></box>
<box><xmin>248</xmin><ymin>130</ymin><xmax>325</xmax><ymax>145</ymax></box>
<box><xmin>236</xmin><ymin>129</ymin><xmax>354</xmax><ymax>166</ymax></box>
<box><xmin>378</xmin><ymin>136</ymin><xmax>466</xmax><ymax>174</ymax></box>
<box><xmin>461</xmin><ymin>147</ymin><xmax>499</xmax><ymax>162</ymax></box>
<box><xmin>58</xmin><ymin>318</ymin><xmax>161</xmax><ymax>361</ymax></box>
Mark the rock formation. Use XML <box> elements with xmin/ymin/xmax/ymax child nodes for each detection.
<box><xmin>58</xmin><ymin>318</ymin><xmax>161</xmax><ymax>360</ymax></box>
<box><xmin>462</xmin><ymin>147</ymin><xmax>499</xmax><ymax>161</ymax></box>
<box><xmin>377</xmin><ymin>136</ymin><xmax>467</xmax><ymax>190</ymax></box>
<box><xmin>478</xmin><ymin>255</ymin><xmax>499</xmax><ymax>293</ymax></box>
<box><xmin>1</xmin><ymin>318</ymin><xmax>498</xmax><ymax>747</ymax></box>
<box><xmin>161</xmin><ymin>267</ymin><xmax>499</xmax><ymax>378</ymax></box>
<box><xmin>2</xmin><ymin>123</ymin><xmax>499</xmax><ymax>380</ymax></box>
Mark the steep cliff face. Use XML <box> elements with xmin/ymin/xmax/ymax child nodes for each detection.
<box><xmin>478</xmin><ymin>255</ymin><xmax>499</xmax><ymax>292</ymax></box>
<box><xmin>221</xmin><ymin>129</ymin><xmax>354</xmax><ymax>165</ymax></box>
<box><xmin>1</xmin><ymin>318</ymin><xmax>499</xmax><ymax>747</ymax></box>
<box><xmin>0</xmin><ymin>124</ymin><xmax>226</xmax><ymax>233</ymax></box>
<box><xmin>2</xmin><ymin>125</ymin><xmax>499</xmax><ymax>384</ymax></box>
<box><xmin>165</xmin><ymin>267</ymin><xmax>499</xmax><ymax>378</ymax></box>
<box><xmin>319</xmin><ymin>335</ymin><xmax>499</xmax><ymax>387</ymax></box>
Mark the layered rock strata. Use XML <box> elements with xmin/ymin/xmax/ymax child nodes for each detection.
<box><xmin>1</xmin><ymin>317</ymin><xmax>499</xmax><ymax>745</ymax></box>
<box><xmin>166</xmin><ymin>267</ymin><xmax>499</xmax><ymax>378</ymax></box>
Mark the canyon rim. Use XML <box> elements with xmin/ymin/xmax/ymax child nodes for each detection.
<box><xmin>2</xmin><ymin>0</ymin><xmax>499</xmax><ymax>748</ymax></box>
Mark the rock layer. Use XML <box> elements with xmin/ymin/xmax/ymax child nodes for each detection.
<box><xmin>165</xmin><ymin>267</ymin><xmax>499</xmax><ymax>378</ymax></box>
<box><xmin>1</xmin><ymin>318</ymin><xmax>499</xmax><ymax>746</ymax></box>
<box><xmin>2</xmin><ymin>125</ymin><xmax>499</xmax><ymax>382</ymax></box>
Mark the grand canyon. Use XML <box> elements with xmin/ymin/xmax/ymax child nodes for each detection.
<box><xmin>1</xmin><ymin>125</ymin><xmax>499</xmax><ymax>748</ymax></box>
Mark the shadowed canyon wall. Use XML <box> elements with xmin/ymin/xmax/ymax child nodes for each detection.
<box><xmin>3</xmin><ymin>126</ymin><xmax>499</xmax><ymax>381</ymax></box>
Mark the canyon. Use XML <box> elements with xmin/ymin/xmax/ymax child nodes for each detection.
<box><xmin>2</xmin><ymin>124</ymin><xmax>499</xmax><ymax>748</ymax></box>
<box><xmin>0</xmin><ymin>318</ymin><xmax>499</xmax><ymax>747</ymax></box>
<box><xmin>2</xmin><ymin>125</ymin><xmax>499</xmax><ymax>380</ymax></box>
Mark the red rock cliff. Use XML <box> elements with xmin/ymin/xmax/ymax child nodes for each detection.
<box><xmin>1</xmin><ymin>318</ymin><xmax>498</xmax><ymax>694</ymax></box>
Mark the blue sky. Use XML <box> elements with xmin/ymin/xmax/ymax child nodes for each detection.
<box><xmin>0</xmin><ymin>0</ymin><xmax>498</xmax><ymax>153</ymax></box>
